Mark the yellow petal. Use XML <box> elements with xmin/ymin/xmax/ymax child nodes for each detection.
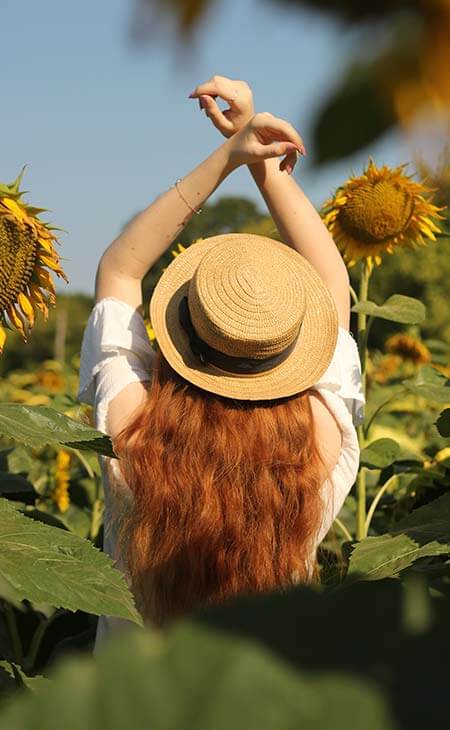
<box><xmin>38</xmin><ymin>236</ymin><xmax>55</xmax><ymax>254</ymax></box>
<box><xmin>34</xmin><ymin>266</ymin><xmax>56</xmax><ymax>298</ymax></box>
<box><xmin>0</xmin><ymin>325</ymin><xmax>6</xmax><ymax>354</ymax></box>
<box><xmin>418</xmin><ymin>222</ymin><xmax>437</xmax><ymax>240</ymax></box>
<box><xmin>17</xmin><ymin>292</ymin><xmax>35</xmax><ymax>327</ymax></box>
<box><xmin>28</xmin><ymin>281</ymin><xmax>45</xmax><ymax>304</ymax></box>
<box><xmin>7</xmin><ymin>304</ymin><xmax>26</xmax><ymax>339</ymax></box>
<box><xmin>38</xmin><ymin>253</ymin><xmax>61</xmax><ymax>271</ymax></box>
<box><xmin>1</xmin><ymin>197</ymin><xmax>27</xmax><ymax>222</ymax></box>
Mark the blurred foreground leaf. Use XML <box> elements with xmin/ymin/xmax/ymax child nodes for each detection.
<box><xmin>2</xmin><ymin>578</ymin><xmax>449</xmax><ymax>729</ymax></box>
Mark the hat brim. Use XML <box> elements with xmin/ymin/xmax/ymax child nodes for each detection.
<box><xmin>150</xmin><ymin>233</ymin><xmax>339</xmax><ymax>401</ymax></box>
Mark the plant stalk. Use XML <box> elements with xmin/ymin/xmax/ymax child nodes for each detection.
<box><xmin>2</xmin><ymin>600</ymin><xmax>23</xmax><ymax>666</ymax></box>
<box><xmin>355</xmin><ymin>260</ymin><xmax>372</xmax><ymax>540</ymax></box>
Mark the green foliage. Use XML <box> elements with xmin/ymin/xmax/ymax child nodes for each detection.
<box><xmin>0</xmin><ymin>294</ymin><xmax>93</xmax><ymax>376</ymax></box>
<box><xmin>402</xmin><ymin>366</ymin><xmax>450</xmax><ymax>403</ymax></box>
<box><xmin>346</xmin><ymin>492</ymin><xmax>450</xmax><ymax>581</ymax></box>
<box><xmin>0</xmin><ymin>498</ymin><xmax>142</xmax><ymax>625</ymax></box>
<box><xmin>350</xmin><ymin>237</ymin><xmax>450</xmax><ymax>346</ymax></box>
<box><xmin>0</xmin><ymin>404</ymin><xmax>115</xmax><ymax>457</ymax></box>
<box><xmin>351</xmin><ymin>294</ymin><xmax>426</xmax><ymax>325</ymax></box>
<box><xmin>2</xmin><ymin>578</ymin><xmax>449</xmax><ymax>729</ymax></box>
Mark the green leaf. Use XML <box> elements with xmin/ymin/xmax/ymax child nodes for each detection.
<box><xmin>347</xmin><ymin>492</ymin><xmax>450</xmax><ymax>582</ymax></box>
<box><xmin>360</xmin><ymin>438</ymin><xmax>400</xmax><ymax>469</ymax></box>
<box><xmin>0</xmin><ymin>404</ymin><xmax>116</xmax><ymax>457</ymax></box>
<box><xmin>402</xmin><ymin>366</ymin><xmax>450</xmax><ymax>403</ymax></box>
<box><xmin>351</xmin><ymin>295</ymin><xmax>426</xmax><ymax>324</ymax></box>
<box><xmin>436</xmin><ymin>408</ymin><xmax>450</xmax><ymax>437</ymax></box>
<box><xmin>0</xmin><ymin>472</ymin><xmax>36</xmax><ymax>496</ymax></box>
<box><xmin>0</xmin><ymin>498</ymin><xmax>142</xmax><ymax>625</ymax></box>
<box><xmin>0</xmin><ymin>660</ymin><xmax>50</xmax><ymax>693</ymax></box>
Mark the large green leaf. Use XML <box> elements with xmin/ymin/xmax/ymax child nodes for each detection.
<box><xmin>351</xmin><ymin>295</ymin><xmax>426</xmax><ymax>324</ymax></box>
<box><xmin>346</xmin><ymin>492</ymin><xmax>450</xmax><ymax>582</ymax></box>
<box><xmin>402</xmin><ymin>366</ymin><xmax>450</xmax><ymax>403</ymax></box>
<box><xmin>0</xmin><ymin>404</ymin><xmax>115</xmax><ymax>457</ymax></box>
<box><xmin>360</xmin><ymin>438</ymin><xmax>400</xmax><ymax>469</ymax></box>
<box><xmin>0</xmin><ymin>498</ymin><xmax>142</xmax><ymax>625</ymax></box>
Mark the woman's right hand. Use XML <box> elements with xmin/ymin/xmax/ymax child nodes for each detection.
<box><xmin>225</xmin><ymin>112</ymin><xmax>306</xmax><ymax>174</ymax></box>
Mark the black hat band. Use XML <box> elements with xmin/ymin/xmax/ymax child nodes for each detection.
<box><xmin>178</xmin><ymin>296</ymin><xmax>300</xmax><ymax>375</ymax></box>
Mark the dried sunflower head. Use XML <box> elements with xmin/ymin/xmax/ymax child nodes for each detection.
<box><xmin>0</xmin><ymin>165</ymin><xmax>68</xmax><ymax>353</ymax></box>
<box><xmin>385</xmin><ymin>333</ymin><xmax>432</xmax><ymax>365</ymax></box>
<box><xmin>320</xmin><ymin>158</ymin><xmax>446</xmax><ymax>272</ymax></box>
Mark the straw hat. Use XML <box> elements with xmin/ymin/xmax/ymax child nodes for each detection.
<box><xmin>150</xmin><ymin>233</ymin><xmax>339</xmax><ymax>401</ymax></box>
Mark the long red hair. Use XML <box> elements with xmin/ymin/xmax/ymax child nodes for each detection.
<box><xmin>112</xmin><ymin>348</ymin><xmax>336</xmax><ymax>627</ymax></box>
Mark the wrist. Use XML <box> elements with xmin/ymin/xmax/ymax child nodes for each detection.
<box><xmin>219</xmin><ymin>136</ymin><xmax>242</xmax><ymax>176</ymax></box>
<box><xmin>247</xmin><ymin>156</ymin><xmax>281</xmax><ymax>188</ymax></box>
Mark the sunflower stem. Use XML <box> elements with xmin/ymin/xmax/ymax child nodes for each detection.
<box><xmin>349</xmin><ymin>284</ymin><xmax>358</xmax><ymax>305</ymax></box>
<box><xmin>355</xmin><ymin>259</ymin><xmax>372</xmax><ymax>541</ymax></box>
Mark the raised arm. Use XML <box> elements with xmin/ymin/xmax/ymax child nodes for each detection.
<box><xmin>190</xmin><ymin>76</ymin><xmax>350</xmax><ymax>329</ymax></box>
<box><xmin>247</xmin><ymin>158</ymin><xmax>350</xmax><ymax>329</ymax></box>
<box><xmin>94</xmin><ymin>114</ymin><xmax>303</xmax><ymax>310</ymax></box>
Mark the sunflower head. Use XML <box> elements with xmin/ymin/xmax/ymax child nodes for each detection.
<box><xmin>320</xmin><ymin>158</ymin><xmax>447</xmax><ymax>272</ymax></box>
<box><xmin>385</xmin><ymin>333</ymin><xmax>432</xmax><ymax>365</ymax></box>
<box><xmin>0</xmin><ymin>166</ymin><xmax>68</xmax><ymax>353</ymax></box>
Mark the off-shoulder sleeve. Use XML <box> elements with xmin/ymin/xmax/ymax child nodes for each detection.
<box><xmin>77</xmin><ymin>297</ymin><xmax>155</xmax><ymax>411</ymax></box>
<box><xmin>311</xmin><ymin>326</ymin><xmax>366</xmax><ymax>427</ymax></box>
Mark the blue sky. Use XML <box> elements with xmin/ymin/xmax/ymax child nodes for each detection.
<box><xmin>2</xmin><ymin>0</ymin><xmax>414</xmax><ymax>295</ymax></box>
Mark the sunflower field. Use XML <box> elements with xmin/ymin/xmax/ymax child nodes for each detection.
<box><xmin>0</xmin><ymin>158</ymin><xmax>449</xmax><ymax>729</ymax></box>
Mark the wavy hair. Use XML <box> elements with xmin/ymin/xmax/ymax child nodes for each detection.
<box><xmin>111</xmin><ymin>348</ymin><xmax>337</xmax><ymax>627</ymax></box>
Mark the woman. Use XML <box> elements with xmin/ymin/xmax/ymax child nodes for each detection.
<box><xmin>78</xmin><ymin>76</ymin><xmax>365</xmax><ymax>653</ymax></box>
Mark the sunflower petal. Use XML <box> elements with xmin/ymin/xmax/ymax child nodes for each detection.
<box><xmin>0</xmin><ymin>325</ymin><xmax>6</xmax><ymax>353</ymax></box>
<box><xmin>17</xmin><ymin>292</ymin><xmax>35</xmax><ymax>327</ymax></box>
<box><xmin>6</xmin><ymin>305</ymin><xmax>27</xmax><ymax>340</ymax></box>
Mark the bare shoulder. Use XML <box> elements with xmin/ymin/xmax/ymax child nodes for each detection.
<box><xmin>308</xmin><ymin>390</ymin><xmax>343</xmax><ymax>480</ymax></box>
<box><xmin>106</xmin><ymin>380</ymin><xmax>150</xmax><ymax>439</ymax></box>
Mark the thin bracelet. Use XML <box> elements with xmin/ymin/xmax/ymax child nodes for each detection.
<box><xmin>173</xmin><ymin>178</ymin><xmax>203</xmax><ymax>215</ymax></box>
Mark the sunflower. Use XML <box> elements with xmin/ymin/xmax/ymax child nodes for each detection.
<box><xmin>0</xmin><ymin>166</ymin><xmax>68</xmax><ymax>353</ymax></box>
<box><xmin>385</xmin><ymin>333</ymin><xmax>431</xmax><ymax>365</ymax></box>
<box><xmin>53</xmin><ymin>449</ymin><xmax>71</xmax><ymax>513</ymax></box>
<box><xmin>371</xmin><ymin>354</ymin><xmax>402</xmax><ymax>384</ymax></box>
<box><xmin>320</xmin><ymin>158</ymin><xmax>446</xmax><ymax>272</ymax></box>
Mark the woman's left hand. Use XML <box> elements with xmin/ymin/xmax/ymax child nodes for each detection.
<box><xmin>226</xmin><ymin>112</ymin><xmax>305</xmax><ymax>173</ymax></box>
<box><xmin>189</xmin><ymin>75</ymin><xmax>255</xmax><ymax>139</ymax></box>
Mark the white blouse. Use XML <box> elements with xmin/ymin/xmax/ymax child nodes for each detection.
<box><xmin>78</xmin><ymin>297</ymin><xmax>365</xmax><ymax>653</ymax></box>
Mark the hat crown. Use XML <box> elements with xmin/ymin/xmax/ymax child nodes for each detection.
<box><xmin>187</xmin><ymin>240</ymin><xmax>306</xmax><ymax>359</ymax></box>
